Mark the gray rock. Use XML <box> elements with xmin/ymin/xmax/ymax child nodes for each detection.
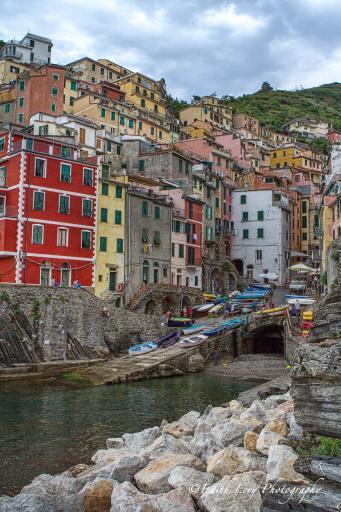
<box><xmin>168</xmin><ymin>465</ymin><xmax>214</xmax><ymax>499</ymax></box>
<box><xmin>207</xmin><ymin>446</ymin><xmax>267</xmax><ymax>478</ymax></box>
<box><xmin>240</xmin><ymin>400</ymin><xmax>266</xmax><ymax>421</ymax></box>
<box><xmin>122</xmin><ymin>426</ymin><xmax>160</xmax><ymax>454</ymax></box>
<box><xmin>91</xmin><ymin>448</ymin><xmax>132</xmax><ymax>465</ymax></box>
<box><xmin>266</xmin><ymin>445</ymin><xmax>307</xmax><ymax>483</ymax></box>
<box><xmin>256</xmin><ymin>429</ymin><xmax>285</xmax><ymax>455</ymax></box>
<box><xmin>134</xmin><ymin>452</ymin><xmax>205</xmax><ymax>494</ymax></box>
<box><xmin>106</xmin><ymin>438</ymin><xmax>125</xmax><ymax>449</ymax></box>
<box><xmin>0</xmin><ymin>494</ymin><xmax>56</xmax><ymax>512</ymax></box>
<box><xmin>198</xmin><ymin>473</ymin><xmax>262</xmax><ymax>512</ymax></box>
<box><xmin>288</xmin><ymin>415</ymin><xmax>303</xmax><ymax>440</ymax></box>
<box><xmin>139</xmin><ymin>434</ymin><xmax>190</xmax><ymax>461</ymax></box>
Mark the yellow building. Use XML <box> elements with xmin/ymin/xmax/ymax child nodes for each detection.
<box><xmin>114</xmin><ymin>72</ymin><xmax>166</xmax><ymax>117</ymax></box>
<box><xmin>66</xmin><ymin>57</ymin><xmax>125</xmax><ymax>84</ymax></box>
<box><xmin>270</xmin><ymin>145</ymin><xmax>323</xmax><ymax>184</ymax></box>
<box><xmin>63</xmin><ymin>76</ymin><xmax>80</xmax><ymax>113</ymax></box>
<box><xmin>180</xmin><ymin>96</ymin><xmax>232</xmax><ymax>131</ymax></box>
<box><xmin>0</xmin><ymin>58</ymin><xmax>27</xmax><ymax>85</ymax></box>
<box><xmin>96</xmin><ymin>174</ymin><xmax>128</xmax><ymax>302</ymax></box>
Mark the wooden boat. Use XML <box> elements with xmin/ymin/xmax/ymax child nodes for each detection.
<box><xmin>179</xmin><ymin>334</ymin><xmax>208</xmax><ymax>348</ymax></box>
<box><xmin>167</xmin><ymin>317</ymin><xmax>193</xmax><ymax>327</ymax></box>
<box><xmin>220</xmin><ymin>318</ymin><xmax>245</xmax><ymax>330</ymax></box>
<box><xmin>287</xmin><ymin>298</ymin><xmax>316</xmax><ymax>306</ymax></box>
<box><xmin>182</xmin><ymin>324</ymin><xmax>207</xmax><ymax>335</ymax></box>
<box><xmin>285</xmin><ymin>294</ymin><xmax>310</xmax><ymax>299</ymax></box>
<box><xmin>202</xmin><ymin>325</ymin><xmax>226</xmax><ymax>337</ymax></box>
<box><xmin>157</xmin><ymin>332</ymin><xmax>180</xmax><ymax>348</ymax></box>
<box><xmin>254</xmin><ymin>306</ymin><xmax>288</xmax><ymax>317</ymax></box>
<box><xmin>128</xmin><ymin>341</ymin><xmax>158</xmax><ymax>356</ymax></box>
<box><xmin>203</xmin><ymin>293</ymin><xmax>216</xmax><ymax>301</ymax></box>
<box><xmin>208</xmin><ymin>303</ymin><xmax>225</xmax><ymax>316</ymax></box>
<box><xmin>195</xmin><ymin>303</ymin><xmax>215</xmax><ymax>317</ymax></box>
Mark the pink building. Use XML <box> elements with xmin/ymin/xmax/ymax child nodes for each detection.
<box><xmin>215</xmin><ymin>133</ymin><xmax>251</xmax><ymax>171</ymax></box>
<box><xmin>327</xmin><ymin>131</ymin><xmax>341</xmax><ymax>143</ymax></box>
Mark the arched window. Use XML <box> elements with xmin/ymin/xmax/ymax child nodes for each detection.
<box><xmin>142</xmin><ymin>260</ymin><xmax>149</xmax><ymax>284</ymax></box>
<box><xmin>61</xmin><ymin>262</ymin><xmax>71</xmax><ymax>287</ymax></box>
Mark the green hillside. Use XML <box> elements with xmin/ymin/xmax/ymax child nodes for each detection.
<box><xmin>228</xmin><ymin>82</ymin><xmax>341</xmax><ymax>132</ymax></box>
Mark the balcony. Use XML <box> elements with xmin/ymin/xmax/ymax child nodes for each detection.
<box><xmin>10</xmin><ymin>138</ymin><xmax>98</xmax><ymax>165</ymax></box>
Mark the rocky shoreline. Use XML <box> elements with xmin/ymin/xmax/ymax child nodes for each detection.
<box><xmin>1</xmin><ymin>381</ymin><xmax>340</xmax><ymax>512</ymax></box>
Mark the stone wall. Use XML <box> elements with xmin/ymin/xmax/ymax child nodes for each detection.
<box><xmin>0</xmin><ymin>285</ymin><xmax>165</xmax><ymax>363</ymax></box>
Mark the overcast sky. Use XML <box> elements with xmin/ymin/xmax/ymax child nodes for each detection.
<box><xmin>1</xmin><ymin>0</ymin><xmax>340</xmax><ymax>100</ymax></box>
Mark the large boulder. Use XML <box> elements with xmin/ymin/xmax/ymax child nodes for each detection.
<box><xmin>139</xmin><ymin>434</ymin><xmax>191</xmax><ymax>461</ymax></box>
<box><xmin>162</xmin><ymin>411</ymin><xmax>200</xmax><ymax>438</ymax></box>
<box><xmin>134</xmin><ymin>452</ymin><xmax>205</xmax><ymax>494</ymax></box>
<box><xmin>266</xmin><ymin>445</ymin><xmax>307</xmax><ymax>483</ymax></box>
<box><xmin>106</xmin><ymin>438</ymin><xmax>125</xmax><ymax>450</ymax></box>
<box><xmin>109</xmin><ymin>481</ymin><xmax>196</xmax><ymax>511</ymax></box>
<box><xmin>264</xmin><ymin>419</ymin><xmax>288</xmax><ymax>437</ymax></box>
<box><xmin>198</xmin><ymin>473</ymin><xmax>262</xmax><ymax>512</ymax></box>
<box><xmin>80</xmin><ymin>450</ymin><xmax>144</xmax><ymax>483</ymax></box>
<box><xmin>256</xmin><ymin>429</ymin><xmax>285</xmax><ymax>455</ymax></box>
<box><xmin>122</xmin><ymin>426</ymin><xmax>160</xmax><ymax>454</ymax></box>
<box><xmin>168</xmin><ymin>465</ymin><xmax>214</xmax><ymax>499</ymax></box>
<box><xmin>0</xmin><ymin>494</ymin><xmax>56</xmax><ymax>512</ymax></box>
<box><xmin>243</xmin><ymin>432</ymin><xmax>258</xmax><ymax>452</ymax></box>
<box><xmin>207</xmin><ymin>446</ymin><xmax>266</xmax><ymax>478</ymax></box>
<box><xmin>81</xmin><ymin>478</ymin><xmax>113</xmax><ymax>512</ymax></box>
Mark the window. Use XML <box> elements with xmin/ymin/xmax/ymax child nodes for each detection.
<box><xmin>18</xmin><ymin>113</ymin><xmax>23</xmax><ymax>123</ymax></box>
<box><xmin>57</xmin><ymin>228</ymin><xmax>68</xmax><ymax>247</ymax></box>
<box><xmin>115</xmin><ymin>210</ymin><xmax>122</xmax><ymax>224</ymax></box>
<box><xmin>59</xmin><ymin>195</ymin><xmax>70</xmax><ymax>214</ymax></box>
<box><xmin>155</xmin><ymin>206</ymin><xmax>160</xmax><ymax>219</ymax></box>
<box><xmin>34</xmin><ymin>158</ymin><xmax>46</xmax><ymax>178</ymax></box>
<box><xmin>172</xmin><ymin>243</ymin><xmax>175</xmax><ymax>257</ymax></box>
<box><xmin>116</xmin><ymin>185</ymin><xmax>122</xmax><ymax>198</ymax></box>
<box><xmin>80</xmin><ymin>199</ymin><xmax>91</xmax><ymax>217</ymax></box>
<box><xmin>128</xmin><ymin>119</ymin><xmax>134</xmax><ymax>129</ymax></box>
<box><xmin>0</xmin><ymin>138</ymin><xmax>4</xmax><ymax>152</ymax></box>
<box><xmin>61</xmin><ymin>146</ymin><xmax>71</xmax><ymax>159</ymax></box>
<box><xmin>79</xmin><ymin>127</ymin><xmax>86</xmax><ymax>145</ymax></box>
<box><xmin>142</xmin><ymin>228</ymin><xmax>149</xmax><ymax>242</ymax></box>
<box><xmin>242</xmin><ymin>229</ymin><xmax>249</xmax><ymax>239</ymax></box>
<box><xmin>185</xmin><ymin>161</ymin><xmax>190</xmax><ymax>175</ymax></box>
<box><xmin>150</xmin><ymin>127</ymin><xmax>155</xmax><ymax>135</ymax></box>
<box><xmin>240</xmin><ymin>194</ymin><xmax>247</xmax><ymax>204</ymax></box>
<box><xmin>189</xmin><ymin>202</ymin><xmax>193</xmax><ymax>219</ymax></box>
<box><xmin>120</xmin><ymin>115</ymin><xmax>125</xmax><ymax>125</ymax></box>
<box><xmin>302</xmin><ymin>232</ymin><xmax>307</xmax><ymax>241</ymax></box>
<box><xmin>0</xmin><ymin>166</ymin><xmax>6</xmax><ymax>187</ymax></box>
<box><xmin>102</xmin><ymin>183</ymin><xmax>109</xmax><ymax>196</ymax></box>
<box><xmin>138</xmin><ymin>121</ymin><xmax>143</xmax><ymax>130</ymax></box>
<box><xmin>188</xmin><ymin>246</ymin><xmax>195</xmax><ymax>264</ymax></box>
<box><xmin>51</xmin><ymin>103</ymin><xmax>56</xmax><ymax>112</ymax></box>
<box><xmin>19</xmin><ymin>97</ymin><xmax>24</xmax><ymax>107</ymax></box>
<box><xmin>117</xmin><ymin>238</ymin><xmax>123</xmax><ymax>253</ymax></box>
<box><xmin>81</xmin><ymin>231</ymin><xmax>91</xmax><ymax>249</ymax></box>
<box><xmin>69</xmin><ymin>97</ymin><xmax>74</xmax><ymax>106</ymax></box>
<box><xmin>4</xmin><ymin>103</ymin><xmax>10</xmax><ymax>113</ymax></box>
<box><xmin>19</xmin><ymin>80</ymin><xmax>25</xmax><ymax>91</ymax></box>
<box><xmin>195</xmin><ymin>275</ymin><xmax>199</xmax><ymax>287</ymax></box>
<box><xmin>179</xmin><ymin>244</ymin><xmax>184</xmax><ymax>257</ymax></box>
<box><xmin>242</xmin><ymin>211</ymin><xmax>248</xmax><ymax>222</ymax></box>
<box><xmin>92</xmin><ymin>63</ymin><xmax>96</xmax><ymax>71</ymax></box>
<box><xmin>116</xmin><ymin>145</ymin><xmax>121</xmax><ymax>155</ymax></box>
<box><xmin>154</xmin><ymin>105</ymin><xmax>158</xmax><ymax>113</ymax></box>
<box><xmin>101</xmin><ymin>108</ymin><xmax>106</xmax><ymax>118</ymax></box>
<box><xmin>51</xmin><ymin>87</ymin><xmax>58</xmax><ymax>96</ymax></box>
<box><xmin>53</xmin><ymin>74</ymin><xmax>60</xmax><ymax>81</ymax></box>
<box><xmin>100</xmin><ymin>208</ymin><xmax>108</xmax><ymax>222</ymax></box>
<box><xmin>257</xmin><ymin>228</ymin><xmax>264</xmax><ymax>238</ymax></box>
<box><xmin>39</xmin><ymin>124</ymin><xmax>48</xmax><ymax>135</ymax></box>
<box><xmin>33</xmin><ymin>191</ymin><xmax>44</xmax><ymax>210</ymax></box>
<box><xmin>29</xmin><ymin>39</ymin><xmax>35</xmax><ymax>47</ymax></box>
<box><xmin>141</xmin><ymin>99</ymin><xmax>145</xmax><ymax>108</ymax></box>
<box><xmin>256</xmin><ymin>250</ymin><xmax>262</xmax><ymax>260</ymax></box>
<box><xmin>138</xmin><ymin>159</ymin><xmax>145</xmax><ymax>173</ymax></box>
<box><xmin>257</xmin><ymin>210</ymin><xmax>264</xmax><ymax>221</ymax></box>
<box><xmin>110</xmin><ymin>111</ymin><xmax>116</xmax><ymax>121</ymax></box>
<box><xmin>178</xmin><ymin>159</ymin><xmax>183</xmax><ymax>173</ymax></box>
<box><xmin>163</xmin><ymin>267</ymin><xmax>167</xmax><ymax>278</ymax></box>
<box><xmin>302</xmin><ymin>216</ymin><xmax>307</xmax><ymax>228</ymax></box>
<box><xmin>83</xmin><ymin>168</ymin><xmax>93</xmax><ymax>186</ymax></box>
<box><xmin>32</xmin><ymin>224</ymin><xmax>43</xmax><ymax>244</ymax></box>
<box><xmin>60</xmin><ymin>163</ymin><xmax>71</xmax><ymax>182</ymax></box>
<box><xmin>99</xmin><ymin>236</ymin><xmax>107</xmax><ymax>251</ymax></box>
<box><xmin>100</xmin><ymin>67</ymin><xmax>104</xmax><ymax>76</ymax></box>
<box><xmin>154</xmin><ymin>231</ymin><xmax>161</xmax><ymax>245</ymax></box>
<box><xmin>302</xmin><ymin>201</ymin><xmax>307</xmax><ymax>214</ymax></box>
<box><xmin>274</xmin><ymin>193</ymin><xmax>281</xmax><ymax>202</ymax></box>
<box><xmin>142</xmin><ymin>200</ymin><xmax>148</xmax><ymax>216</ymax></box>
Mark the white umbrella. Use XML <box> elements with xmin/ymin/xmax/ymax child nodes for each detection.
<box><xmin>259</xmin><ymin>273</ymin><xmax>278</xmax><ymax>280</ymax></box>
<box><xmin>288</xmin><ymin>263</ymin><xmax>313</xmax><ymax>272</ymax></box>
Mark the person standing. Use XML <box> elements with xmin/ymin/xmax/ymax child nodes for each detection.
<box><xmin>294</xmin><ymin>299</ymin><xmax>301</xmax><ymax>317</ymax></box>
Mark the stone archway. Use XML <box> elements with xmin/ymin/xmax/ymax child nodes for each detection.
<box><xmin>232</xmin><ymin>259</ymin><xmax>243</xmax><ymax>276</ymax></box>
<box><xmin>249</xmin><ymin>324</ymin><xmax>284</xmax><ymax>354</ymax></box>
<box><xmin>144</xmin><ymin>299</ymin><xmax>157</xmax><ymax>315</ymax></box>
<box><xmin>162</xmin><ymin>295</ymin><xmax>175</xmax><ymax>314</ymax></box>
<box><xmin>182</xmin><ymin>295</ymin><xmax>191</xmax><ymax>307</ymax></box>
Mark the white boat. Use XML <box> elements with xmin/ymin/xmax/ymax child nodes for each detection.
<box><xmin>179</xmin><ymin>335</ymin><xmax>208</xmax><ymax>348</ymax></box>
<box><xmin>287</xmin><ymin>298</ymin><xmax>316</xmax><ymax>306</ymax></box>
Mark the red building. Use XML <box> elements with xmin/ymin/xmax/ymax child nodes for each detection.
<box><xmin>327</xmin><ymin>130</ymin><xmax>341</xmax><ymax>143</ymax></box>
<box><xmin>184</xmin><ymin>195</ymin><xmax>203</xmax><ymax>288</ymax></box>
<box><xmin>0</xmin><ymin>130</ymin><xmax>97</xmax><ymax>287</ymax></box>
<box><xmin>15</xmin><ymin>64</ymin><xmax>65</xmax><ymax>126</ymax></box>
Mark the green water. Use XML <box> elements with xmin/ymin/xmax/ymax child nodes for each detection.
<box><xmin>0</xmin><ymin>374</ymin><xmax>257</xmax><ymax>495</ymax></box>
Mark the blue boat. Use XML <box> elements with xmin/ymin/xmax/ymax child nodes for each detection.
<box><xmin>285</xmin><ymin>294</ymin><xmax>310</xmax><ymax>299</ymax></box>
<box><xmin>157</xmin><ymin>332</ymin><xmax>180</xmax><ymax>348</ymax></box>
<box><xmin>128</xmin><ymin>341</ymin><xmax>158</xmax><ymax>356</ymax></box>
<box><xmin>182</xmin><ymin>324</ymin><xmax>207</xmax><ymax>335</ymax></box>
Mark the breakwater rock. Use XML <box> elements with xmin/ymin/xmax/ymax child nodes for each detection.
<box><xmin>2</xmin><ymin>388</ymin><xmax>340</xmax><ymax>511</ymax></box>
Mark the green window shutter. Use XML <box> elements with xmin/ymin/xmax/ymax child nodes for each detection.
<box><xmin>116</xmin><ymin>145</ymin><xmax>121</xmax><ymax>155</ymax></box>
<box><xmin>61</xmin><ymin>163</ymin><xmax>71</xmax><ymax>182</ymax></box>
<box><xmin>138</xmin><ymin>159</ymin><xmax>145</xmax><ymax>172</ymax></box>
<box><xmin>142</xmin><ymin>228</ymin><xmax>149</xmax><ymax>242</ymax></box>
<box><xmin>155</xmin><ymin>206</ymin><xmax>160</xmax><ymax>219</ymax></box>
<box><xmin>102</xmin><ymin>183</ymin><xmax>109</xmax><ymax>196</ymax></box>
<box><xmin>82</xmin><ymin>199</ymin><xmax>92</xmax><ymax>216</ymax></box>
<box><xmin>5</xmin><ymin>103</ymin><xmax>10</xmax><ymax>113</ymax></box>
<box><xmin>116</xmin><ymin>185</ymin><xmax>122</xmax><ymax>198</ymax></box>
<box><xmin>242</xmin><ymin>212</ymin><xmax>248</xmax><ymax>222</ymax></box>
<box><xmin>35</xmin><ymin>159</ymin><xmax>45</xmax><ymax>177</ymax></box>
<box><xmin>18</xmin><ymin>113</ymin><xmax>23</xmax><ymax>123</ymax></box>
<box><xmin>59</xmin><ymin>195</ymin><xmax>70</xmax><ymax>213</ymax></box>
<box><xmin>150</xmin><ymin>127</ymin><xmax>154</xmax><ymax>135</ymax></box>
<box><xmin>100</xmin><ymin>208</ymin><xmax>108</xmax><ymax>222</ymax></box>
<box><xmin>178</xmin><ymin>160</ymin><xmax>183</xmax><ymax>173</ymax></box>
<box><xmin>19</xmin><ymin>97</ymin><xmax>24</xmax><ymax>107</ymax></box>
<box><xmin>240</xmin><ymin>195</ymin><xmax>247</xmax><ymax>204</ymax></box>
<box><xmin>19</xmin><ymin>80</ymin><xmax>25</xmax><ymax>91</ymax></box>
<box><xmin>99</xmin><ymin>237</ymin><xmax>107</xmax><ymax>252</ymax></box>
<box><xmin>185</xmin><ymin>162</ymin><xmax>189</xmax><ymax>175</ymax></box>
<box><xmin>69</xmin><ymin>97</ymin><xmax>74</xmax><ymax>106</ymax></box>
<box><xmin>102</xmin><ymin>164</ymin><xmax>109</xmax><ymax>178</ymax></box>
<box><xmin>154</xmin><ymin>231</ymin><xmax>161</xmax><ymax>245</ymax></box>
<box><xmin>179</xmin><ymin>244</ymin><xmax>184</xmax><ymax>257</ymax></box>
<box><xmin>116</xmin><ymin>238</ymin><xmax>123</xmax><ymax>253</ymax></box>
<box><xmin>138</xmin><ymin>121</ymin><xmax>142</xmax><ymax>130</ymax></box>
<box><xmin>32</xmin><ymin>225</ymin><xmax>43</xmax><ymax>244</ymax></box>
<box><xmin>257</xmin><ymin>228</ymin><xmax>264</xmax><ymax>238</ymax></box>
<box><xmin>302</xmin><ymin>216</ymin><xmax>307</xmax><ymax>228</ymax></box>
<box><xmin>141</xmin><ymin>99</ymin><xmax>145</xmax><ymax>107</ymax></box>
<box><xmin>101</xmin><ymin>108</ymin><xmax>106</xmax><ymax>118</ymax></box>
<box><xmin>257</xmin><ymin>211</ymin><xmax>264</xmax><ymax>221</ymax></box>
<box><xmin>215</xmin><ymin>197</ymin><xmax>219</xmax><ymax>208</ymax></box>
<box><xmin>106</xmin><ymin>141</ymin><xmax>112</xmax><ymax>152</ymax></box>
<box><xmin>111</xmin><ymin>111</ymin><xmax>116</xmax><ymax>121</ymax></box>
<box><xmin>51</xmin><ymin>103</ymin><xmax>56</xmax><ymax>112</ymax></box>
<box><xmin>33</xmin><ymin>192</ymin><xmax>44</xmax><ymax>210</ymax></box>
<box><xmin>171</xmin><ymin>243</ymin><xmax>175</xmax><ymax>257</ymax></box>
<box><xmin>120</xmin><ymin>116</ymin><xmax>125</xmax><ymax>125</ymax></box>
<box><xmin>70</xmin><ymin>81</ymin><xmax>76</xmax><ymax>91</ymax></box>
<box><xmin>243</xmin><ymin>229</ymin><xmax>249</xmax><ymax>239</ymax></box>
<box><xmin>81</xmin><ymin>231</ymin><xmax>91</xmax><ymax>248</ymax></box>
<box><xmin>175</xmin><ymin>220</ymin><xmax>180</xmax><ymax>232</ymax></box>
<box><xmin>0</xmin><ymin>138</ymin><xmax>4</xmax><ymax>151</ymax></box>
<box><xmin>115</xmin><ymin>210</ymin><xmax>122</xmax><ymax>224</ymax></box>
<box><xmin>142</xmin><ymin>200</ymin><xmax>148</xmax><ymax>216</ymax></box>
<box><xmin>61</xmin><ymin>146</ymin><xmax>71</xmax><ymax>158</ymax></box>
<box><xmin>83</xmin><ymin>168</ymin><xmax>93</xmax><ymax>186</ymax></box>
<box><xmin>128</xmin><ymin>119</ymin><xmax>134</xmax><ymax>128</ymax></box>
<box><xmin>0</xmin><ymin>166</ymin><xmax>6</xmax><ymax>187</ymax></box>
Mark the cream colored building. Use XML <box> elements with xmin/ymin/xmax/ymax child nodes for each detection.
<box><xmin>0</xmin><ymin>58</ymin><xmax>27</xmax><ymax>85</ymax></box>
<box><xmin>180</xmin><ymin>96</ymin><xmax>232</xmax><ymax>131</ymax></box>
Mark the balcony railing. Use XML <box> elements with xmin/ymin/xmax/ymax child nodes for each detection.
<box><xmin>10</xmin><ymin>139</ymin><xmax>97</xmax><ymax>165</ymax></box>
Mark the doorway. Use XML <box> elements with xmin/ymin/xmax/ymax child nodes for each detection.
<box><xmin>40</xmin><ymin>261</ymin><xmax>51</xmax><ymax>286</ymax></box>
<box><xmin>109</xmin><ymin>270</ymin><xmax>117</xmax><ymax>292</ymax></box>
<box><xmin>61</xmin><ymin>262</ymin><xmax>71</xmax><ymax>287</ymax></box>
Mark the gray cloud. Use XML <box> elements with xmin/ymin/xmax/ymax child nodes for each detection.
<box><xmin>1</xmin><ymin>0</ymin><xmax>341</xmax><ymax>100</ymax></box>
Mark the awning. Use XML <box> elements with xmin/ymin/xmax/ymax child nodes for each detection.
<box><xmin>290</xmin><ymin>251</ymin><xmax>310</xmax><ymax>259</ymax></box>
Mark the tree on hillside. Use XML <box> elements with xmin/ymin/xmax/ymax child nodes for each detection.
<box><xmin>260</xmin><ymin>82</ymin><xmax>273</xmax><ymax>92</ymax></box>
<box><xmin>165</xmin><ymin>94</ymin><xmax>188</xmax><ymax>118</ymax></box>
<box><xmin>0</xmin><ymin>40</ymin><xmax>5</xmax><ymax>50</ymax></box>
<box><xmin>191</xmin><ymin>95</ymin><xmax>202</xmax><ymax>104</ymax></box>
